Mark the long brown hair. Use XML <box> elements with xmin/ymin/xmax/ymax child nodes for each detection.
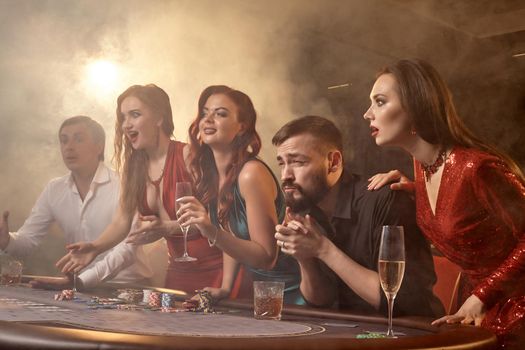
<box><xmin>378</xmin><ymin>58</ymin><xmax>525</xmax><ymax>182</ymax></box>
<box><xmin>188</xmin><ymin>85</ymin><xmax>261</xmax><ymax>226</ymax></box>
<box><xmin>114</xmin><ymin>84</ymin><xmax>174</xmax><ymax>214</ymax></box>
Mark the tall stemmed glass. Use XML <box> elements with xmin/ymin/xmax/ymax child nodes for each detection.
<box><xmin>378</xmin><ymin>225</ymin><xmax>405</xmax><ymax>338</ymax></box>
<box><xmin>174</xmin><ymin>182</ymin><xmax>197</xmax><ymax>262</ymax></box>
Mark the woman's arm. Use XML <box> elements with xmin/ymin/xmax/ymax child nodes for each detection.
<box><xmin>203</xmin><ymin>253</ymin><xmax>239</xmax><ymax>300</ymax></box>
<box><xmin>126</xmin><ymin>214</ymin><xmax>184</xmax><ymax>245</ymax></box>
<box><xmin>471</xmin><ymin>159</ymin><xmax>525</xmax><ymax>306</ymax></box>
<box><xmin>435</xmin><ymin>159</ymin><xmax>525</xmax><ymax>326</ymax></box>
<box><xmin>176</xmin><ymin>161</ymin><xmax>279</xmax><ymax>270</ymax></box>
<box><xmin>219</xmin><ymin>160</ymin><xmax>279</xmax><ymax>269</ymax></box>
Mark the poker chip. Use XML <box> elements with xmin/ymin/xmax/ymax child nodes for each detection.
<box><xmin>148</xmin><ymin>291</ymin><xmax>162</xmax><ymax>308</ymax></box>
<box><xmin>54</xmin><ymin>289</ymin><xmax>75</xmax><ymax>301</ymax></box>
<box><xmin>183</xmin><ymin>290</ymin><xmax>216</xmax><ymax>313</ymax></box>
<box><xmin>142</xmin><ymin>289</ymin><xmax>152</xmax><ymax>304</ymax></box>
<box><xmin>161</xmin><ymin>293</ymin><xmax>175</xmax><ymax>308</ymax></box>
<box><xmin>117</xmin><ymin>289</ymin><xmax>143</xmax><ymax>304</ymax></box>
<box><xmin>160</xmin><ymin>307</ymin><xmax>186</xmax><ymax>313</ymax></box>
<box><xmin>116</xmin><ymin>304</ymin><xmax>142</xmax><ymax>311</ymax></box>
<box><xmin>356</xmin><ymin>332</ymin><xmax>387</xmax><ymax>339</ymax></box>
<box><xmin>89</xmin><ymin>297</ymin><xmax>123</xmax><ymax>305</ymax></box>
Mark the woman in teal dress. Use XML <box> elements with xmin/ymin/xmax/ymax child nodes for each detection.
<box><xmin>177</xmin><ymin>85</ymin><xmax>303</xmax><ymax>304</ymax></box>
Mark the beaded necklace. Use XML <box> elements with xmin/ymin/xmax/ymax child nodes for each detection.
<box><xmin>422</xmin><ymin>149</ymin><xmax>447</xmax><ymax>182</ymax></box>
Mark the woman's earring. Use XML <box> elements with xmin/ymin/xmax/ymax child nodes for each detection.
<box><xmin>410</xmin><ymin>129</ymin><xmax>417</xmax><ymax>135</ymax></box>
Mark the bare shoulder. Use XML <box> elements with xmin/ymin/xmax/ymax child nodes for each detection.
<box><xmin>239</xmin><ymin>159</ymin><xmax>273</xmax><ymax>183</ymax></box>
<box><xmin>238</xmin><ymin>160</ymin><xmax>277</xmax><ymax>198</ymax></box>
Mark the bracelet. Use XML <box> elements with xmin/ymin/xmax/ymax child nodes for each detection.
<box><xmin>208</xmin><ymin>226</ymin><xmax>219</xmax><ymax>247</ymax></box>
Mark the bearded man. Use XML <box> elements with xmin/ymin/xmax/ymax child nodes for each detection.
<box><xmin>273</xmin><ymin>115</ymin><xmax>443</xmax><ymax>317</ymax></box>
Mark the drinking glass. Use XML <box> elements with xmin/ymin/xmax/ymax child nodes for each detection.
<box><xmin>0</xmin><ymin>259</ymin><xmax>23</xmax><ymax>286</ymax></box>
<box><xmin>174</xmin><ymin>182</ymin><xmax>197</xmax><ymax>262</ymax></box>
<box><xmin>378</xmin><ymin>225</ymin><xmax>405</xmax><ymax>337</ymax></box>
<box><xmin>253</xmin><ymin>281</ymin><xmax>285</xmax><ymax>320</ymax></box>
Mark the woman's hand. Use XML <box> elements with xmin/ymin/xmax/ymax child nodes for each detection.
<box><xmin>367</xmin><ymin>170</ymin><xmax>415</xmax><ymax>193</ymax></box>
<box><xmin>432</xmin><ymin>294</ymin><xmax>486</xmax><ymax>327</ymax></box>
<box><xmin>182</xmin><ymin>287</ymin><xmax>230</xmax><ymax>310</ymax></box>
<box><xmin>55</xmin><ymin>242</ymin><xmax>99</xmax><ymax>274</ymax></box>
<box><xmin>197</xmin><ymin>287</ymin><xmax>230</xmax><ymax>301</ymax></box>
<box><xmin>126</xmin><ymin>215</ymin><xmax>179</xmax><ymax>245</ymax></box>
<box><xmin>175</xmin><ymin>196</ymin><xmax>216</xmax><ymax>239</ymax></box>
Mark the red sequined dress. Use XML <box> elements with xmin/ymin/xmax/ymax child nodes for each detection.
<box><xmin>140</xmin><ymin>141</ymin><xmax>224</xmax><ymax>294</ymax></box>
<box><xmin>415</xmin><ymin>147</ymin><xmax>525</xmax><ymax>348</ymax></box>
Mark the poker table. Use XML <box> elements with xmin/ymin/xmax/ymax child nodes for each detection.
<box><xmin>0</xmin><ymin>280</ymin><xmax>497</xmax><ymax>350</ymax></box>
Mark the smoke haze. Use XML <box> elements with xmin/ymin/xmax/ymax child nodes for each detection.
<box><xmin>1</xmin><ymin>0</ymin><xmax>523</xmax><ymax>278</ymax></box>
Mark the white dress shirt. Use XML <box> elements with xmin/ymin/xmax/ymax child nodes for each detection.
<box><xmin>6</xmin><ymin>162</ymin><xmax>153</xmax><ymax>288</ymax></box>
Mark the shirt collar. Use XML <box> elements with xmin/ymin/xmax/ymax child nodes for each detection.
<box><xmin>66</xmin><ymin>162</ymin><xmax>110</xmax><ymax>192</ymax></box>
<box><xmin>91</xmin><ymin>162</ymin><xmax>111</xmax><ymax>185</ymax></box>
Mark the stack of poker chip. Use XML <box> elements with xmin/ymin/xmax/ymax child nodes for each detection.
<box><xmin>142</xmin><ymin>289</ymin><xmax>153</xmax><ymax>304</ymax></box>
<box><xmin>148</xmin><ymin>291</ymin><xmax>162</xmax><ymax>308</ymax></box>
<box><xmin>54</xmin><ymin>289</ymin><xmax>75</xmax><ymax>301</ymax></box>
<box><xmin>117</xmin><ymin>289</ymin><xmax>143</xmax><ymax>304</ymax></box>
<box><xmin>161</xmin><ymin>292</ymin><xmax>175</xmax><ymax>309</ymax></box>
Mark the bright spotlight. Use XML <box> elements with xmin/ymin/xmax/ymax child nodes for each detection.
<box><xmin>85</xmin><ymin>60</ymin><xmax>119</xmax><ymax>95</ymax></box>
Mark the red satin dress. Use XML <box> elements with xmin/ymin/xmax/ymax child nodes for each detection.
<box><xmin>140</xmin><ymin>141</ymin><xmax>223</xmax><ymax>294</ymax></box>
<box><xmin>415</xmin><ymin>147</ymin><xmax>525</xmax><ymax>348</ymax></box>
<box><xmin>140</xmin><ymin>140</ymin><xmax>248</xmax><ymax>297</ymax></box>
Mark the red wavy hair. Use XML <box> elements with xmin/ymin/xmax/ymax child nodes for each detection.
<box><xmin>114</xmin><ymin>84</ymin><xmax>174</xmax><ymax>214</ymax></box>
<box><xmin>188</xmin><ymin>85</ymin><xmax>261</xmax><ymax>227</ymax></box>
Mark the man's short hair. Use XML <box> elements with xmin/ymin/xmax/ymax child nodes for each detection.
<box><xmin>272</xmin><ymin>115</ymin><xmax>343</xmax><ymax>154</ymax></box>
<box><xmin>58</xmin><ymin>116</ymin><xmax>106</xmax><ymax>161</ymax></box>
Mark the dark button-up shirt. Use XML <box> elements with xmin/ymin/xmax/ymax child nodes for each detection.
<box><xmin>309</xmin><ymin>171</ymin><xmax>444</xmax><ymax>317</ymax></box>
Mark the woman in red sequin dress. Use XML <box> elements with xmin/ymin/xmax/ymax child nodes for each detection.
<box><xmin>364</xmin><ymin>59</ymin><xmax>525</xmax><ymax>348</ymax></box>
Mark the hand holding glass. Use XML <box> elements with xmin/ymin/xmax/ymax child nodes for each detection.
<box><xmin>175</xmin><ymin>182</ymin><xmax>197</xmax><ymax>262</ymax></box>
<box><xmin>378</xmin><ymin>225</ymin><xmax>405</xmax><ymax>337</ymax></box>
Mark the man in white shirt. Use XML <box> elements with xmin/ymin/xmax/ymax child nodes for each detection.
<box><xmin>0</xmin><ymin>116</ymin><xmax>152</xmax><ymax>289</ymax></box>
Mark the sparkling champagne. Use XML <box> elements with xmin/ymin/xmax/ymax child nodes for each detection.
<box><xmin>378</xmin><ymin>260</ymin><xmax>405</xmax><ymax>294</ymax></box>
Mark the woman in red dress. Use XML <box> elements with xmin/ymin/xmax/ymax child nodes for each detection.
<box><xmin>364</xmin><ymin>59</ymin><xmax>525</xmax><ymax>348</ymax></box>
<box><xmin>57</xmin><ymin>84</ymin><xmax>223</xmax><ymax>294</ymax></box>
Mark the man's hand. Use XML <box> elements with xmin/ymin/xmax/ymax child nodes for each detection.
<box><xmin>55</xmin><ymin>242</ymin><xmax>99</xmax><ymax>274</ymax></box>
<box><xmin>0</xmin><ymin>211</ymin><xmax>10</xmax><ymax>250</ymax></box>
<box><xmin>275</xmin><ymin>210</ymin><xmax>329</xmax><ymax>261</ymax></box>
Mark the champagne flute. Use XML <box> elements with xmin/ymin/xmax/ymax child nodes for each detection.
<box><xmin>174</xmin><ymin>182</ymin><xmax>197</xmax><ymax>262</ymax></box>
<box><xmin>73</xmin><ymin>272</ymin><xmax>77</xmax><ymax>293</ymax></box>
<box><xmin>378</xmin><ymin>225</ymin><xmax>405</xmax><ymax>338</ymax></box>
